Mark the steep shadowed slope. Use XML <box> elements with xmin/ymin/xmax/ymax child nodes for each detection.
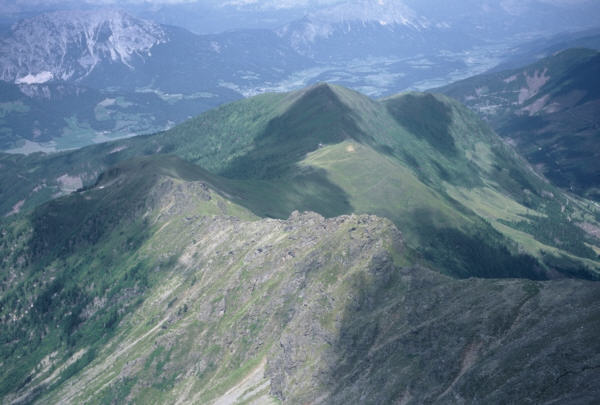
<box><xmin>438</xmin><ymin>48</ymin><xmax>600</xmax><ymax>201</ymax></box>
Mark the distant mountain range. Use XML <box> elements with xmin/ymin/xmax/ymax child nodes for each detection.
<box><xmin>0</xmin><ymin>10</ymin><xmax>310</xmax><ymax>151</ymax></box>
<box><xmin>276</xmin><ymin>4</ymin><xmax>470</xmax><ymax>61</ymax></box>
<box><xmin>0</xmin><ymin>10</ymin><xmax>165</xmax><ymax>84</ymax></box>
<box><xmin>4</xmin><ymin>0</ymin><xmax>600</xmax><ymax>37</ymax></box>
<box><xmin>438</xmin><ymin>48</ymin><xmax>600</xmax><ymax>201</ymax></box>
<box><xmin>3</xmin><ymin>3</ymin><xmax>600</xmax><ymax>152</ymax></box>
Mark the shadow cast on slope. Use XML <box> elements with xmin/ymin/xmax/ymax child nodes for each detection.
<box><xmin>222</xmin><ymin>167</ymin><xmax>354</xmax><ymax>219</ymax></box>
<box><xmin>221</xmin><ymin>84</ymin><xmax>371</xmax><ymax>180</ymax></box>
<box><xmin>385</xmin><ymin>93</ymin><xmax>457</xmax><ymax>157</ymax></box>
<box><xmin>320</xmin><ymin>254</ymin><xmax>600</xmax><ymax>404</ymax></box>
<box><xmin>0</xmin><ymin>161</ymin><xmax>179</xmax><ymax>401</ymax></box>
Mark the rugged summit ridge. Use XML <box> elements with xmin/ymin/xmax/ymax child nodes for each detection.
<box><xmin>276</xmin><ymin>1</ymin><xmax>454</xmax><ymax>60</ymax></box>
<box><xmin>1</xmin><ymin>157</ymin><xmax>599</xmax><ymax>403</ymax></box>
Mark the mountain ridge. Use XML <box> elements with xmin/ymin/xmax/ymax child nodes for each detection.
<box><xmin>2</xmin><ymin>83</ymin><xmax>599</xmax><ymax>281</ymax></box>
<box><xmin>1</xmin><ymin>155</ymin><xmax>599</xmax><ymax>403</ymax></box>
<box><xmin>1</xmin><ymin>81</ymin><xmax>600</xmax><ymax>402</ymax></box>
<box><xmin>2</xmin><ymin>5</ymin><xmax>600</xmax><ymax>403</ymax></box>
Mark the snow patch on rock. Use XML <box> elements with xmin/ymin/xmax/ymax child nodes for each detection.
<box><xmin>15</xmin><ymin>71</ymin><xmax>54</xmax><ymax>85</ymax></box>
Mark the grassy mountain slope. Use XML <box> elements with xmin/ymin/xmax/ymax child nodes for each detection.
<box><xmin>1</xmin><ymin>157</ymin><xmax>599</xmax><ymax>403</ymax></box>
<box><xmin>2</xmin><ymin>83</ymin><xmax>600</xmax><ymax>279</ymax></box>
<box><xmin>0</xmin><ymin>155</ymin><xmax>256</xmax><ymax>402</ymax></box>
<box><xmin>438</xmin><ymin>48</ymin><xmax>600</xmax><ymax>200</ymax></box>
<box><xmin>147</xmin><ymin>84</ymin><xmax>600</xmax><ymax>278</ymax></box>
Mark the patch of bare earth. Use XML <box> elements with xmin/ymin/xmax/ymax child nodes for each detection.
<box><xmin>521</xmin><ymin>94</ymin><xmax>550</xmax><ymax>115</ymax></box>
<box><xmin>578</xmin><ymin>222</ymin><xmax>600</xmax><ymax>239</ymax></box>
<box><xmin>518</xmin><ymin>68</ymin><xmax>550</xmax><ymax>105</ymax></box>
<box><xmin>57</xmin><ymin>174</ymin><xmax>83</xmax><ymax>193</ymax></box>
<box><xmin>5</xmin><ymin>199</ymin><xmax>24</xmax><ymax>217</ymax></box>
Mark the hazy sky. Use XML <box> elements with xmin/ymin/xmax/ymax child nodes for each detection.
<box><xmin>1</xmin><ymin>0</ymin><xmax>597</xmax><ymax>33</ymax></box>
<box><xmin>0</xmin><ymin>0</ymin><xmax>593</xmax><ymax>12</ymax></box>
<box><xmin>2</xmin><ymin>0</ymin><xmax>590</xmax><ymax>4</ymax></box>
<box><xmin>0</xmin><ymin>0</ymin><xmax>339</xmax><ymax>10</ymax></box>
<box><xmin>0</xmin><ymin>0</ymin><xmax>340</xmax><ymax>12</ymax></box>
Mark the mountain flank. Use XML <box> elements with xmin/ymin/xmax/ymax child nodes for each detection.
<box><xmin>438</xmin><ymin>48</ymin><xmax>600</xmax><ymax>201</ymax></box>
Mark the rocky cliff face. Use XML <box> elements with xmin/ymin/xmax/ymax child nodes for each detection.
<box><xmin>0</xmin><ymin>9</ymin><xmax>166</xmax><ymax>84</ymax></box>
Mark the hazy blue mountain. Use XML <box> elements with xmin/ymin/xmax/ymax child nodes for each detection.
<box><xmin>6</xmin><ymin>0</ymin><xmax>600</xmax><ymax>37</ymax></box>
<box><xmin>404</xmin><ymin>0</ymin><xmax>600</xmax><ymax>37</ymax></box>
<box><xmin>0</xmin><ymin>9</ymin><xmax>310</xmax><ymax>92</ymax></box>
<box><xmin>0</xmin><ymin>10</ymin><xmax>166</xmax><ymax>85</ymax></box>
<box><xmin>276</xmin><ymin>0</ymin><xmax>473</xmax><ymax>60</ymax></box>
<box><xmin>490</xmin><ymin>28</ymin><xmax>600</xmax><ymax>72</ymax></box>
<box><xmin>131</xmin><ymin>0</ymin><xmax>600</xmax><ymax>39</ymax></box>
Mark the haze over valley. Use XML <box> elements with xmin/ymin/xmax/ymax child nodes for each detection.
<box><xmin>1</xmin><ymin>0</ymin><xmax>599</xmax><ymax>152</ymax></box>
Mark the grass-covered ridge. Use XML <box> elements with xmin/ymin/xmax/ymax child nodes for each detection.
<box><xmin>1</xmin><ymin>82</ymin><xmax>600</xmax><ymax>280</ymax></box>
<box><xmin>2</xmin><ymin>169</ymin><xmax>599</xmax><ymax>403</ymax></box>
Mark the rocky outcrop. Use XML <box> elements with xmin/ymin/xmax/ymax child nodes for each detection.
<box><xmin>29</xmin><ymin>206</ymin><xmax>600</xmax><ymax>404</ymax></box>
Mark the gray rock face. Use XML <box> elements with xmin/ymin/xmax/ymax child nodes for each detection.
<box><xmin>0</xmin><ymin>9</ymin><xmax>166</xmax><ymax>83</ymax></box>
